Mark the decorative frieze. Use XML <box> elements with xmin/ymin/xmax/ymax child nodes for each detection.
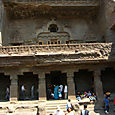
<box><xmin>0</xmin><ymin>43</ymin><xmax>112</xmax><ymax>61</ymax></box>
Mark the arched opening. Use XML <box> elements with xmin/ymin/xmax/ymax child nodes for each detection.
<box><xmin>48</xmin><ymin>24</ymin><xmax>58</xmax><ymax>32</ymax></box>
<box><xmin>18</xmin><ymin>72</ymin><xmax>38</xmax><ymax>100</ymax></box>
<box><xmin>46</xmin><ymin>71</ymin><xmax>67</xmax><ymax>100</ymax></box>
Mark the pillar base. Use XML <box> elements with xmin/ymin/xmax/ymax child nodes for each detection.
<box><xmin>39</xmin><ymin>97</ymin><xmax>47</xmax><ymax>101</ymax></box>
<box><xmin>94</xmin><ymin>101</ymin><xmax>104</xmax><ymax>110</ymax></box>
<box><xmin>68</xmin><ymin>95</ymin><xmax>76</xmax><ymax>100</ymax></box>
<box><xmin>39</xmin><ymin>102</ymin><xmax>46</xmax><ymax>115</ymax></box>
<box><xmin>10</xmin><ymin>97</ymin><xmax>18</xmax><ymax>103</ymax></box>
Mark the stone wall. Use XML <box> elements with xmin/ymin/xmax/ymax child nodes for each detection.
<box><xmin>98</xmin><ymin>0</ymin><xmax>115</xmax><ymax>42</ymax></box>
<box><xmin>3</xmin><ymin>16</ymin><xmax>102</xmax><ymax>45</ymax></box>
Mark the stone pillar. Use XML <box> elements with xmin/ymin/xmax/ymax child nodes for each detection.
<box><xmin>10</xmin><ymin>74</ymin><xmax>18</xmax><ymax>102</ymax></box>
<box><xmin>39</xmin><ymin>72</ymin><xmax>46</xmax><ymax>101</ymax></box>
<box><xmin>94</xmin><ymin>70</ymin><xmax>104</xmax><ymax>109</ymax></box>
<box><xmin>67</xmin><ymin>71</ymin><xmax>76</xmax><ymax>100</ymax></box>
<box><xmin>0</xmin><ymin>0</ymin><xmax>4</xmax><ymax>46</ymax></box>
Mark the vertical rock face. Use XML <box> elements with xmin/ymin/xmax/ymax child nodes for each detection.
<box><xmin>0</xmin><ymin>0</ymin><xmax>4</xmax><ymax>27</ymax></box>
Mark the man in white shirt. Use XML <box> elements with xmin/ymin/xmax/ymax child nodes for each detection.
<box><xmin>64</xmin><ymin>85</ymin><xmax>68</xmax><ymax>99</ymax></box>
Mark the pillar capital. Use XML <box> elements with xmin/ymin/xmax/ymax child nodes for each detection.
<box><xmin>93</xmin><ymin>69</ymin><xmax>101</xmax><ymax>76</ymax></box>
<box><xmin>66</xmin><ymin>71</ymin><xmax>74</xmax><ymax>77</ymax></box>
<box><xmin>39</xmin><ymin>72</ymin><xmax>45</xmax><ymax>79</ymax></box>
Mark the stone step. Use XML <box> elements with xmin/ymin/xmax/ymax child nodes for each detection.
<box><xmin>46</xmin><ymin>104</ymin><xmax>67</xmax><ymax>107</ymax></box>
<box><xmin>46</xmin><ymin>101</ymin><xmax>67</xmax><ymax>114</ymax></box>
<box><xmin>46</xmin><ymin>105</ymin><xmax>66</xmax><ymax>108</ymax></box>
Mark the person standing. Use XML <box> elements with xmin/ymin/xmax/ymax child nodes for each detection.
<box><xmin>104</xmin><ymin>97</ymin><xmax>110</xmax><ymax>114</ymax></box>
<box><xmin>67</xmin><ymin>99</ymin><xmax>72</xmax><ymax>111</ymax></box>
<box><xmin>21</xmin><ymin>84</ymin><xmax>25</xmax><ymax>100</ymax></box>
<box><xmin>58</xmin><ymin>87</ymin><xmax>62</xmax><ymax>99</ymax></box>
<box><xmin>59</xmin><ymin>85</ymin><xmax>63</xmax><ymax>92</ymax></box>
<box><xmin>64</xmin><ymin>85</ymin><xmax>68</xmax><ymax>99</ymax></box>
<box><xmin>31</xmin><ymin>85</ymin><xmax>34</xmax><ymax>99</ymax></box>
<box><xmin>54</xmin><ymin>85</ymin><xmax>59</xmax><ymax>100</ymax></box>
<box><xmin>5</xmin><ymin>87</ymin><xmax>9</xmax><ymax>101</ymax></box>
<box><xmin>80</xmin><ymin>104</ymin><xmax>89</xmax><ymax>115</ymax></box>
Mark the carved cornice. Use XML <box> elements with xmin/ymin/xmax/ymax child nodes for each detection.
<box><xmin>3</xmin><ymin>1</ymin><xmax>99</xmax><ymax>19</ymax></box>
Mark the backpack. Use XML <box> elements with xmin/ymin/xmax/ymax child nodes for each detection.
<box><xmin>81</xmin><ymin>109</ymin><xmax>89</xmax><ymax>115</ymax></box>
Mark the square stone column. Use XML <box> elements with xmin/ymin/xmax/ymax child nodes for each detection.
<box><xmin>39</xmin><ymin>72</ymin><xmax>46</xmax><ymax>101</ymax></box>
<box><xmin>10</xmin><ymin>74</ymin><xmax>18</xmax><ymax>102</ymax></box>
<box><xmin>0</xmin><ymin>0</ymin><xmax>4</xmax><ymax>46</ymax></box>
<box><xmin>94</xmin><ymin>70</ymin><xmax>104</xmax><ymax>109</ymax></box>
<box><xmin>67</xmin><ymin>71</ymin><xmax>76</xmax><ymax>100</ymax></box>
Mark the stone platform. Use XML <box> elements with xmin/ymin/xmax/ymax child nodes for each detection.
<box><xmin>0</xmin><ymin>99</ymin><xmax>114</xmax><ymax>115</ymax></box>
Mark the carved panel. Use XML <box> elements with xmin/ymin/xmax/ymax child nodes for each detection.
<box><xmin>0</xmin><ymin>43</ymin><xmax>112</xmax><ymax>62</ymax></box>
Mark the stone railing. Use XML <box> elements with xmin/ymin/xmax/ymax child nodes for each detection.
<box><xmin>0</xmin><ymin>43</ymin><xmax>112</xmax><ymax>60</ymax></box>
<box><xmin>3</xmin><ymin>0</ymin><xmax>99</xmax><ymax>6</ymax></box>
<box><xmin>6</xmin><ymin>0</ymin><xmax>99</xmax><ymax>2</ymax></box>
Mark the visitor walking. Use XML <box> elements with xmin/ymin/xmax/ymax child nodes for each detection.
<box><xmin>31</xmin><ymin>85</ymin><xmax>34</xmax><ymax>99</ymax></box>
<box><xmin>114</xmin><ymin>96</ymin><xmax>115</xmax><ymax>112</ymax></box>
<box><xmin>5</xmin><ymin>87</ymin><xmax>9</xmax><ymax>101</ymax></box>
<box><xmin>104</xmin><ymin>97</ymin><xmax>110</xmax><ymax>114</ymax></box>
<box><xmin>80</xmin><ymin>104</ymin><xmax>89</xmax><ymax>115</ymax></box>
<box><xmin>64</xmin><ymin>85</ymin><xmax>68</xmax><ymax>99</ymax></box>
<box><xmin>21</xmin><ymin>84</ymin><xmax>25</xmax><ymax>100</ymax></box>
<box><xmin>67</xmin><ymin>99</ymin><xmax>72</xmax><ymax>111</ymax></box>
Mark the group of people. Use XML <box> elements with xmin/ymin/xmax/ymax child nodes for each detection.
<box><xmin>48</xmin><ymin>85</ymin><xmax>68</xmax><ymax>100</ymax></box>
<box><xmin>54</xmin><ymin>99</ymin><xmax>89</xmax><ymax>115</ymax></box>
<box><xmin>21</xmin><ymin>85</ymin><xmax>38</xmax><ymax>100</ymax></box>
<box><xmin>76</xmin><ymin>91</ymin><xmax>96</xmax><ymax>102</ymax></box>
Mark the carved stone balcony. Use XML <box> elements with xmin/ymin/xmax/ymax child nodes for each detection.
<box><xmin>0</xmin><ymin>43</ymin><xmax>113</xmax><ymax>66</ymax></box>
<box><xmin>4</xmin><ymin>0</ymin><xmax>99</xmax><ymax>7</ymax></box>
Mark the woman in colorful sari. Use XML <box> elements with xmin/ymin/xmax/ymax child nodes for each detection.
<box><xmin>54</xmin><ymin>85</ymin><xmax>59</xmax><ymax>99</ymax></box>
